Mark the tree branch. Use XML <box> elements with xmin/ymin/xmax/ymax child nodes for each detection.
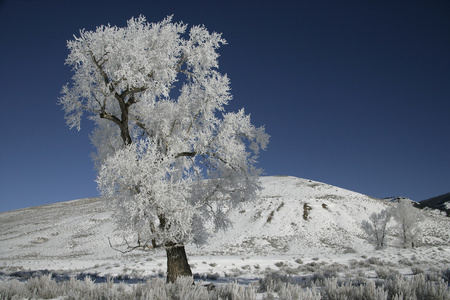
<box><xmin>108</xmin><ymin>236</ymin><xmax>158</xmax><ymax>254</ymax></box>
<box><xmin>122</xmin><ymin>86</ymin><xmax>149</xmax><ymax>107</ymax></box>
<box><xmin>175</xmin><ymin>151</ymin><xmax>197</xmax><ymax>158</ymax></box>
<box><xmin>132</xmin><ymin>116</ymin><xmax>152</xmax><ymax>137</ymax></box>
<box><xmin>89</xmin><ymin>50</ymin><xmax>114</xmax><ymax>94</ymax></box>
<box><xmin>99</xmin><ymin>110</ymin><xmax>121</xmax><ymax>126</ymax></box>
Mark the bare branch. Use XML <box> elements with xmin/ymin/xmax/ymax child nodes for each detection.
<box><xmin>132</xmin><ymin>116</ymin><xmax>152</xmax><ymax>137</ymax></box>
<box><xmin>89</xmin><ymin>50</ymin><xmax>114</xmax><ymax>94</ymax></box>
<box><xmin>108</xmin><ymin>236</ymin><xmax>157</xmax><ymax>254</ymax></box>
<box><xmin>99</xmin><ymin>110</ymin><xmax>121</xmax><ymax>126</ymax></box>
<box><xmin>175</xmin><ymin>151</ymin><xmax>197</xmax><ymax>158</ymax></box>
<box><xmin>185</xmin><ymin>110</ymin><xmax>201</xmax><ymax>137</ymax></box>
<box><xmin>122</xmin><ymin>86</ymin><xmax>149</xmax><ymax>106</ymax></box>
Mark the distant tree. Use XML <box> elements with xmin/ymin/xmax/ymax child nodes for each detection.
<box><xmin>59</xmin><ymin>15</ymin><xmax>269</xmax><ymax>282</ymax></box>
<box><xmin>393</xmin><ymin>199</ymin><xmax>423</xmax><ymax>248</ymax></box>
<box><xmin>362</xmin><ymin>208</ymin><xmax>392</xmax><ymax>249</ymax></box>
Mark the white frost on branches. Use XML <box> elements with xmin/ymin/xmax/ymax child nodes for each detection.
<box><xmin>59</xmin><ymin>15</ymin><xmax>269</xmax><ymax>248</ymax></box>
<box><xmin>393</xmin><ymin>198</ymin><xmax>423</xmax><ymax>248</ymax></box>
<box><xmin>361</xmin><ymin>208</ymin><xmax>391</xmax><ymax>249</ymax></box>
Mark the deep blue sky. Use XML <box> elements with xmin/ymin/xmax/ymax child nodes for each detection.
<box><xmin>1</xmin><ymin>0</ymin><xmax>449</xmax><ymax>212</ymax></box>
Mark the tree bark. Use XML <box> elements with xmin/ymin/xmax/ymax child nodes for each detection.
<box><xmin>165</xmin><ymin>242</ymin><xmax>193</xmax><ymax>283</ymax></box>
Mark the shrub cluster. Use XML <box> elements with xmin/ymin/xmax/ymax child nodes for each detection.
<box><xmin>258</xmin><ymin>271</ymin><xmax>450</xmax><ymax>300</ymax></box>
<box><xmin>0</xmin><ymin>275</ymin><xmax>257</xmax><ymax>300</ymax></box>
<box><xmin>1</xmin><ymin>269</ymin><xmax>449</xmax><ymax>300</ymax></box>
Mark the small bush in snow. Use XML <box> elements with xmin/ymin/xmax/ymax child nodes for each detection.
<box><xmin>259</xmin><ymin>272</ymin><xmax>296</xmax><ymax>293</ymax></box>
<box><xmin>274</xmin><ymin>261</ymin><xmax>285</xmax><ymax>268</ymax></box>
<box><xmin>411</xmin><ymin>266</ymin><xmax>424</xmax><ymax>275</ymax></box>
<box><xmin>367</xmin><ymin>257</ymin><xmax>382</xmax><ymax>265</ymax></box>
<box><xmin>206</xmin><ymin>272</ymin><xmax>221</xmax><ymax>281</ymax></box>
<box><xmin>324</xmin><ymin>262</ymin><xmax>347</xmax><ymax>274</ymax></box>
<box><xmin>375</xmin><ymin>267</ymin><xmax>400</xmax><ymax>280</ymax></box>
<box><xmin>305</xmin><ymin>261</ymin><xmax>325</xmax><ymax>273</ymax></box>
<box><xmin>283</xmin><ymin>266</ymin><xmax>302</xmax><ymax>276</ymax></box>
<box><xmin>25</xmin><ymin>274</ymin><xmax>59</xmax><ymax>299</ymax></box>
<box><xmin>224</xmin><ymin>267</ymin><xmax>245</xmax><ymax>277</ymax></box>
<box><xmin>212</xmin><ymin>281</ymin><xmax>257</xmax><ymax>300</ymax></box>
<box><xmin>398</xmin><ymin>258</ymin><xmax>413</xmax><ymax>266</ymax></box>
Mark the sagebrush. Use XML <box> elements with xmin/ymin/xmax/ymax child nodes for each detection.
<box><xmin>1</xmin><ymin>270</ymin><xmax>449</xmax><ymax>300</ymax></box>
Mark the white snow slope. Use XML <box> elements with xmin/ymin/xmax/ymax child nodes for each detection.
<box><xmin>1</xmin><ymin>176</ymin><xmax>449</xmax><ymax>277</ymax></box>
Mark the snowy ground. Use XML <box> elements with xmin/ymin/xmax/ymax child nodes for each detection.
<box><xmin>1</xmin><ymin>246</ymin><xmax>449</xmax><ymax>283</ymax></box>
<box><xmin>1</xmin><ymin>246</ymin><xmax>449</xmax><ymax>299</ymax></box>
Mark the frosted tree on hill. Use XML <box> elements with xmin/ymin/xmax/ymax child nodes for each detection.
<box><xmin>393</xmin><ymin>198</ymin><xmax>423</xmax><ymax>248</ymax></box>
<box><xmin>361</xmin><ymin>208</ymin><xmax>391</xmax><ymax>249</ymax></box>
<box><xmin>59</xmin><ymin>15</ymin><xmax>269</xmax><ymax>282</ymax></box>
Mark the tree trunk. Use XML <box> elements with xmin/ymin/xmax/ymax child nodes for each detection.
<box><xmin>165</xmin><ymin>242</ymin><xmax>193</xmax><ymax>283</ymax></box>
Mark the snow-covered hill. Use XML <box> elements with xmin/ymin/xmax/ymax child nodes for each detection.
<box><xmin>1</xmin><ymin>176</ymin><xmax>449</xmax><ymax>275</ymax></box>
<box><xmin>198</xmin><ymin>176</ymin><xmax>449</xmax><ymax>256</ymax></box>
<box><xmin>417</xmin><ymin>192</ymin><xmax>450</xmax><ymax>216</ymax></box>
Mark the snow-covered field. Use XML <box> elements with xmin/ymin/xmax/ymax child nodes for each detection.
<box><xmin>1</xmin><ymin>176</ymin><xmax>449</xmax><ymax>299</ymax></box>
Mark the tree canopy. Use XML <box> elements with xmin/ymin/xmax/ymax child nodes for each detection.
<box><xmin>59</xmin><ymin>15</ymin><xmax>269</xmax><ymax>252</ymax></box>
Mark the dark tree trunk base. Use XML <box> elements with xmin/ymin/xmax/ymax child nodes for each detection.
<box><xmin>165</xmin><ymin>242</ymin><xmax>193</xmax><ymax>283</ymax></box>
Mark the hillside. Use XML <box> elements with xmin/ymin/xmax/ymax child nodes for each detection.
<box><xmin>417</xmin><ymin>192</ymin><xmax>450</xmax><ymax>216</ymax></box>
<box><xmin>1</xmin><ymin>176</ymin><xmax>449</xmax><ymax>272</ymax></box>
<box><xmin>197</xmin><ymin>176</ymin><xmax>449</xmax><ymax>256</ymax></box>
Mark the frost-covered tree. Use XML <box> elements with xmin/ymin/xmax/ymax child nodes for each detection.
<box><xmin>393</xmin><ymin>199</ymin><xmax>423</xmax><ymax>248</ymax></box>
<box><xmin>361</xmin><ymin>208</ymin><xmax>391</xmax><ymax>249</ymax></box>
<box><xmin>59</xmin><ymin>15</ymin><xmax>269</xmax><ymax>282</ymax></box>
